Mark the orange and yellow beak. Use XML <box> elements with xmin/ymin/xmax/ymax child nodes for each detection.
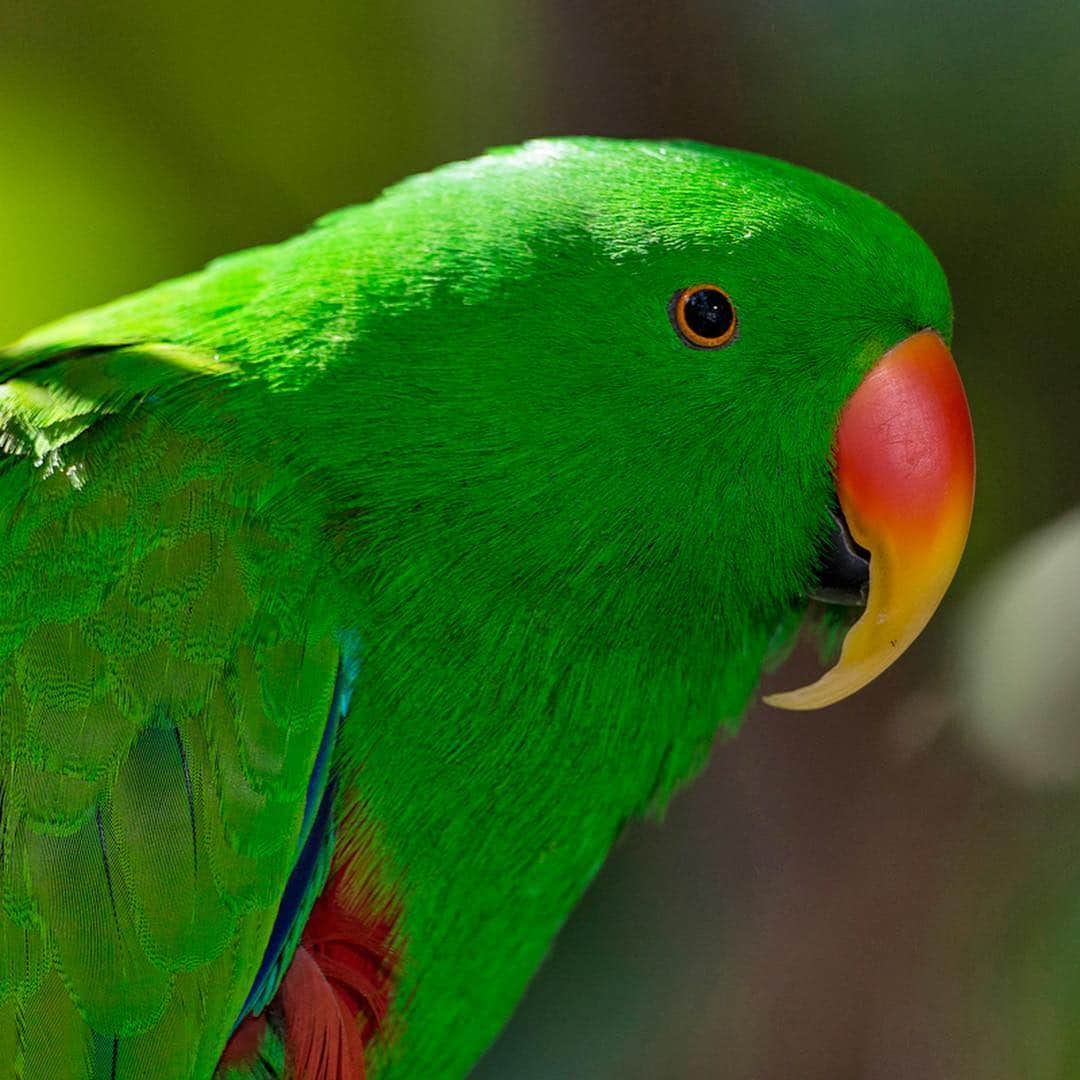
<box><xmin>765</xmin><ymin>330</ymin><xmax>975</xmax><ymax>710</ymax></box>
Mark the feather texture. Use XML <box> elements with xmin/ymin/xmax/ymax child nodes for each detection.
<box><xmin>0</xmin><ymin>344</ymin><xmax>344</xmax><ymax>1075</ymax></box>
<box><xmin>0</xmin><ymin>139</ymin><xmax>954</xmax><ymax>1077</ymax></box>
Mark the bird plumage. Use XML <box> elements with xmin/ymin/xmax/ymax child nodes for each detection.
<box><xmin>0</xmin><ymin>139</ymin><xmax>952</xmax><ymax>1078</ymax></box>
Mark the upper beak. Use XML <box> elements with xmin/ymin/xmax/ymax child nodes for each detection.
<box><xmin>765</xmin><ymin>329</ymin><xmax>975</xmax><ymax>710</ymax></box>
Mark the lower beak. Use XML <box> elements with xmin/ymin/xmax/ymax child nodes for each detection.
<box><xmin>765</xmin><ymin>330</ymin><xmax>975</xmax><ymax>710</ymax></box>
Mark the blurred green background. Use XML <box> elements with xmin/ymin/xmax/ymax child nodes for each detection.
<box><xmin>3</xmin><ymin>2</ymin><xmax>1079</xmax><ymax>1076</ymax></box>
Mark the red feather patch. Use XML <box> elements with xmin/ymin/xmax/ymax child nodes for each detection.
<box><xmin>219</xmin><ymin>1014</ymin><xmax>268</xmax><ymax>1070</ymax></box>
<box><xmin>281</xmin><ymin>860</ymin><xmax>398</xmax><ymax>1080</ymax></box>
<box><xmin>219</xmin><ymin>857</ymin><xmax>398</xmax><ymax>1080</ymax></box>
<box><xmin>282</xmin><ymin>945</ymin><xmax>365</xmax><ymax>1078</ymax></box>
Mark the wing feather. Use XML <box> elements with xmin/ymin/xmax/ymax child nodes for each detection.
<box><xmin>0</xmin><ymin>343</ymin><xmax>341</xmax><ymax>1076</ymax></box>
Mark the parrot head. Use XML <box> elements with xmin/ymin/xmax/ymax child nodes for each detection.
<box><xmin>315</xmin><ymin>138</ymin><xmax>973</xmax><ymax>714</ymax></box>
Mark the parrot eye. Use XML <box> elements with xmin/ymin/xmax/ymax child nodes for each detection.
<box><xmin>670</xmin><ymin>285</ymin><xmax>737</xmax><ymax>348</ymax></box>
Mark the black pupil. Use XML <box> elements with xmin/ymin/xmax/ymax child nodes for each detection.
<box><xmin>684</xmin><ymin>288</ymin><xmax>734</xmax><ymax>340</ymax></box>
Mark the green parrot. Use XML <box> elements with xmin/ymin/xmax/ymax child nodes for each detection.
<box><xmin>0</xmin><ymin>138</ymin><xmax>974</xmax><ymax>1079</ymax></box>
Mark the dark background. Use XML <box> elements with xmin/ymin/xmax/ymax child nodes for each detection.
<box><xmin>3</xmin><ymin>3</ymin><xmax>1079</xmax><ymax>1076</ymax></box>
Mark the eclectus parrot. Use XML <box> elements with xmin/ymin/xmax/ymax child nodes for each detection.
<box><xmin>0</xmin><ymin>139</ymin><xmax>974</xmax><ymax>1079</ymax></box>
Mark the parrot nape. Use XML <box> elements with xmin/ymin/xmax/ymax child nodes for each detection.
<box><xmin>0</xmin><ymin>139</ymin><xmax>974</xmax><ymax>1079</ymax></box>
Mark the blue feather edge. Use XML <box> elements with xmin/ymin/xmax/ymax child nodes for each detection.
<box><xmin>231</xmin><ymin>630</ymin><xmax>362</xmax><ymax>1029</ymax></box>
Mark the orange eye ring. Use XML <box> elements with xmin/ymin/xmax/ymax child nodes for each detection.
<box><xmin>670</xmin><ymin>284</ymin><xmax>737</xmax><ymax>348</ymax></box>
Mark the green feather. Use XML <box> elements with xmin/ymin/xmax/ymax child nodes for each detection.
<box><xmin>0</xmin><ymin>138</ymin><xmax>952</xmax><ymax>1077</ymax></box>
<box><xmin>0</xmin><ymin>343</ymin><xmax>341</xmax><ymax>1073</ymax></box>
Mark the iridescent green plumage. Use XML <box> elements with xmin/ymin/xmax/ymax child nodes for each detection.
<box><xmin>0</xmin><ymin>139</ymin><xmax>951</xmax><ymax>1078</ymax></box>
<box><xmin>0</xmin><ymin>343</ymin><xmax>343</xmax><ymax>1075</ymax></box>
